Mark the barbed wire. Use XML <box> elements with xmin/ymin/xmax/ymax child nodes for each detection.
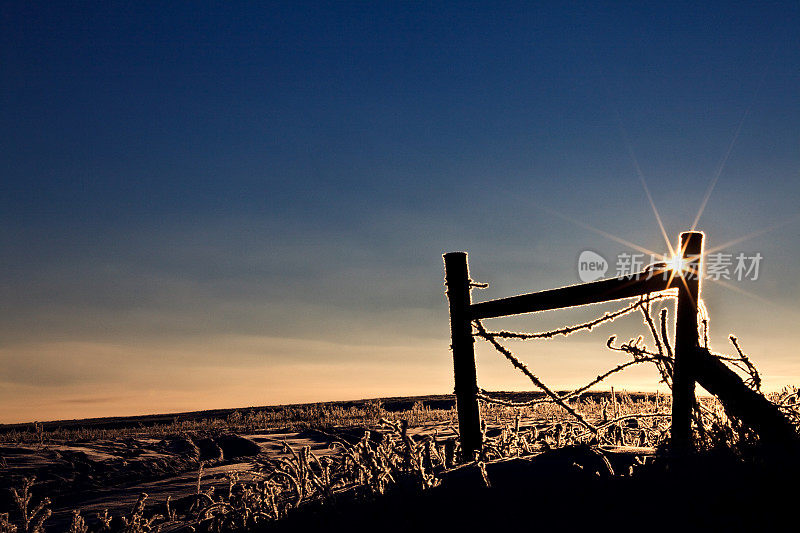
<box><xmin>639</xmin><ymin>295</ymin><xmax>674</xmax><ymax>387</ymax></box>
<box><xmin>727</xmin><ymin>336</ymin><xmax>761</xmax><ymax>391</ymax></box>
<box><xmin>473</xmin><ymin>294</ymin><xmax>675</xmax><ymax>408</ymax></box>
<box><xmin>470</xmin><ymin>295</ymin><xmax>681</xmax><ymax>432</ymax></box>
<box><xmin>471</xmin><ymin>288</ymin><xmax>765</xmax><ymax>443</ymax></box>
<box><xmin>476</xmin><ymin>354</ymin><xmax>670</xmax><ymax>408</ymax></box>
<box><xmin>472</xmin><ymin>320</ymin><xmax>599</xmax><ymax>434</ymax></box>
<box><xmin>475</xmin><ymin>294</ymin><xmax>673</xmax><ymax>341</ymax></box>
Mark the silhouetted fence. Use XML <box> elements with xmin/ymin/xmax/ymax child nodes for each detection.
<box><xmin>444</xmin><ymin>232</ymin><xmax>704</xmax><ymax>460</ymax></box>
<box><xmin>446</xmin><ymin>231</ymin><xmax>800</xmax><ymax>461</ymax></box>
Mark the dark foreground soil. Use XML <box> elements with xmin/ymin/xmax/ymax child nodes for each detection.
<box><xmin>4</xmin><ymin>432</ymin><xmax>795</xmax><ymax>533</ymax></box>
<box><xmin>270</xmin><ymin>451</ymin><xmax>798</xmax><ymax>533</ymax></box>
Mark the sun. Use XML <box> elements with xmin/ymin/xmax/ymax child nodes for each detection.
<box><xmin>665</xmin><ymin>255</ymin><xmax>688</xmax><ymax>273</ymax></box>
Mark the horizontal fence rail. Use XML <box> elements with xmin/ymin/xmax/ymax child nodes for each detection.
<box><xmin>470</xmin><ymin>270</ymin><xmax>677</xmax><ymax>320</ymax></box>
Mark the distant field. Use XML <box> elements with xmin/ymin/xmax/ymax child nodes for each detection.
<box><xmin>0</xmin><ymin>390</ymin><xmax>658</xmax><ymax>437</ymax></box>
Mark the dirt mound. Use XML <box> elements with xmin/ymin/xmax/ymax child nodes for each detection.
<box><xmin>162</xmin><ymin>437</ymin><xmax>200</xmax><ymax>459</ymax></box>
<box><xmin>214</xmin><ymin>434</ymin><xmax>260</xmax><ymax>458</ymax></box>
<box><xmin>193</xmin><ymin>437</ymin><xmax>223</xmax><ymax>461</ymax></box>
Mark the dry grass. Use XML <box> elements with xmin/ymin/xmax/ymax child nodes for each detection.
<box><xmin>6</xmin><ymin>389</ymin><xmax>796</xmax><ymax>532</ymax></box>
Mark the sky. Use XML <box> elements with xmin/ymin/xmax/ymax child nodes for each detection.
<box><xmin>1</xmin><ymin>1</ymin><xmax>799</xmax><ymax>423</ymax></box>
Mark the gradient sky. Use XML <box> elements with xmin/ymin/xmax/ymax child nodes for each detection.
<box><xmin>2</xmin><ymin>2</ymin><xmax>799</xmax><ymax>423</ymax></box>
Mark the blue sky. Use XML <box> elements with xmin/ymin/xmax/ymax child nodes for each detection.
<box><xmin>1</xmin><ymin>2</ymin><xmax>799</xmax><ymax>422</ymax></box>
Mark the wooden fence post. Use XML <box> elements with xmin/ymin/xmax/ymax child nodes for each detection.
<box><xmin>671</xmin><ymin>231</ymin><xmax>704</xmax><ymax>455</ymax></box>
<box><xmin>443</xmin><ymin>252</ymin><xmax>482</xmax><ymax>461</ymax></box>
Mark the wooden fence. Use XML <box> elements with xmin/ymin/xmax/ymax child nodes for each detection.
<box><xmin>445</xmin><ymin>230</ymin><xmax>800</xmax><ymax>461</ymax></box>
<box><xmin>444</xmin><ymin>232</ymin><xmax>704</xmax><ymax>460</ymax></box>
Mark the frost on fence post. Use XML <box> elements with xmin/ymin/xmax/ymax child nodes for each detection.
<box><xmin>672</xmin><ymin>231</ymin><xmax>703</xmax><ymax>455</ymax></box>
<box><xmin>443</xmin><ymin>252</ymin><xmax>482</xmax><ymax>462</ymax></box>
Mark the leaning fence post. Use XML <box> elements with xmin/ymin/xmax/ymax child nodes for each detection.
<box><xmin>671</xmin><ymin>231</ymin><xmax>704</xmax><ymax>455</ymax></box>
<box><xmin>443</xmin><ymin>252</ymin><xmax>482</xmax><ymax>461</ymax></box>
